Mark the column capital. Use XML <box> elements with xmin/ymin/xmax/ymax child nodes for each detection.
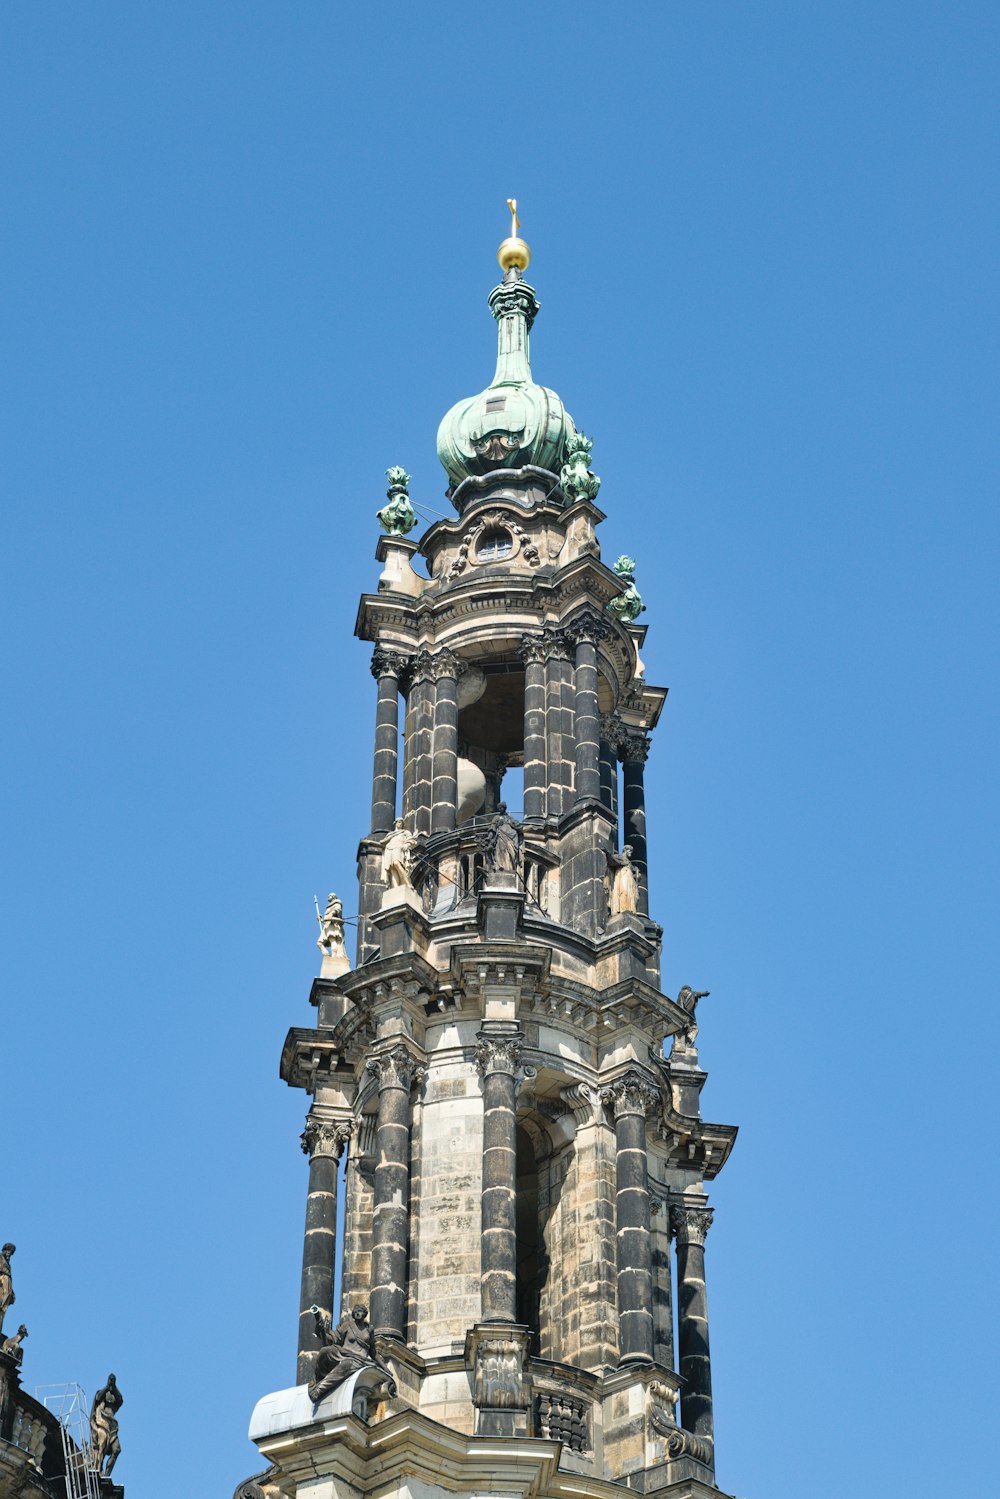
<box><xmin>599</xmin><ymin>711</ymin><xmax>625</xmax><ymax>749</ymax></box>
<box><xmin>565</xmin><ymin>606</ymin><xmax>614</xmax><ymax>647</ymax></box>
<box><xmin>518</xmin><ymin>633</ymin><xmax>548</xmax><ymax>666</ymax></box>
<box><xmin>366</xmin><ymin>1042</ymin><xmax>426</xmax><ymax>1093</ymax></box>
<box><xmin>540</xmin><ymin>624</ymin><xmax>573</xmax><ymax>661</ymax></box>
<box><xmin>475</xmin><ymin>1029</ymin><xmax>524</xmax><ymax>1078</ymax></box>
<box><xmin>409</xmin><ymin>647</ymin><xmax>435</xmax><ymax>685</ymax></box>
<box><xmin>371</xmin><ymin>645</ymin><xmax>413</xmax><ymax>681</ymax></box>
<box><xmin>430</xmin><ymin>647</ymin><xmax>465</xmax><ymax>682</ymax></box>
<box><xmin>600</xmin><ymin>1069</ymin><xmax>660</xmax><ymax>1119</ymax></box>
<box><xmin>300</xmin><ymin>1116</ymin><xmax>353</xmax><ymax>1161</ymax></box>
<box><xmin>620</xmin><ymin>732</ymin><xmax>651</xmax><ymax>765</ymax></box>
<box><xmin>669</xmin><ymin>1203</ymin><xmax>714</xmax><ymax>1245</ymax></box>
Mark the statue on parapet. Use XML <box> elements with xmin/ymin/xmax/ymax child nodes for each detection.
<box><xmin>0</xmin><ymin>1244</ymin><xmax>14</xmax><ymax>1335</ymax></box>
<box><xmin>315</xmin><ymin>892</ymin><xmax>347</xmax><ymax>961</ymax></box>
<box><xmin>307</xmin><ymin>1303</ymin><xmax>397</xmax><ymax>1405</ymax></box>
<box><xmin>380</xmin><ymin>818</ymin><xmax>418</xmax><ymax>889</ymax></box>
<box><xmin>0</xmin><ymin>1324</ymin><xmax>27</xmax><ymax>1364</ymax></box>
<box><xmin>90</xmin><ymin>1373</ymin><xmax>123</xmax><ymax>1477</ymax></box>
<box><xmin>607</xmin><ymin>844</ymin><xmax>640</xmax><ymax>916</ymax></box>
<box><xmin>675</xmin><ymin>985</ymin><xmax>710</xmax><ymax>1045</ymax></box>
<box><xmin>480</xmin><ymin>802</ymin><xmax>522</xmax><ymax>874</ymax></box>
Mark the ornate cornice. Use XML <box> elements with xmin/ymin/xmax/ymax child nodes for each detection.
<box><xmin>669</xmin><ymin>1203</ymin><xmax>714</xmax><ymax>1246</ymax></box>
<box><xmin>371</xmin><ymin>646</ymin><xmax>413</xmax><ymax>681</ymax></box>
<box><xmin>600</xmin><ymin>1069</ymin><xmax>659</xmax><ymax>1119</ymax></box>
<box><xmin>475</xmin><ymin>1030</ymin><xmax>524</xmax><ymax>1078</ymax></box>
<box><xmin>300</xmin><ymin>1117</ymin><xmax>353</xmax><ymax>1161</ymax></box>
<box><xmin>366</xmin><ymin>1042</ymin><xmax>425</xmax><ymax>1093</ymax></box>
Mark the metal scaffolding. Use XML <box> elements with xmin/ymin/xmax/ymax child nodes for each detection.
<box><xmin>35</xmin><ymin>1384</ymin><xmax>103</xmax><ymax>1499</ymax></box>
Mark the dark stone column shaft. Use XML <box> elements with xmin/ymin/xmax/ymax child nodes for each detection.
<box><xmin>431</xmin><ymin>656</ymin><xmax>459</xmax><ymax>833</ymax></box>
<box><xmin>573</xmin><ymin>637</ymin><xmax>601</xmax><ymax>804</ymax></box>
<box><xmin>622</xmin><ymin>740</ymin><xmax>649</xmax><ymax>915</ymax></box>
<box><xmin>297</xmin><ymin>1119</ymin><xmax>349</xmax><ymax>1383</ymax></box>
<box><xmin>368</xmin><ymin>1047</ymin><xmax>420</xmax><ymax>1340</ymax></box>
<box><xmin>477</xmin><ymin>1032</ymin><xmax>522</xmax><ymax>1323</ymax></box>
<box><xmin>672</xmin><ymin>1206</ymin><xmax>715</xmax><ymax>1449</ymax></box>
<box><xmin>602</xmin><ymin>1073</ymin><xmax>656</xmax><ymax>1366</ymax></box>
<box><xmin>411</xmin><ymin>657</ymin><xmax>435</xmax><ymax>837</ymax></box>
<box><xmin>371</xmin><ymin>651</ymin><xmax>405</xmax><ymax>834</ymax></box>
<box><xmin>521</xmin><ymin>641</ymin><xmax>547</xmax><ymax>821</ymax></box>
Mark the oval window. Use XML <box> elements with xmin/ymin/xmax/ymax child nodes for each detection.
<box><xmin>476</xmin><ymin>528</ymin><xmax>514</xmax><ymax>563</ymax></box>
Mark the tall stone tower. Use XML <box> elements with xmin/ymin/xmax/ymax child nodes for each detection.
<box><xmin>244</xmin><ymin>212</ymin><xmax>740</xmax><ymax>1499</ymax></box>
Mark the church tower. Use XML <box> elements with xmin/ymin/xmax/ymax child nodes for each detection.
<box><xmin>244</xmin><ymin>210</ymin><xmax>740</xmax><ymax>1499</ymax></box>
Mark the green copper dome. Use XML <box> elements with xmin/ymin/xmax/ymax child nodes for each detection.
<box><xmin>437</xmin><ymin>267</ymin><xmax>576</xmax><ymax>493</ymax></box>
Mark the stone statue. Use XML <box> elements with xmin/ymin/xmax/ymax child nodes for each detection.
<box><xmin>607</xmin><ymin>555</ymin><xmax>646</xmax><ymax>624</ymax></box>
<box><xmin>0</xmin><ymin>1324</ymin><xmax>27</xmax><ymax>1364</ymax></box>
<box><xmin>380</xmin><ymin>819</ymin><xmax>418</xmax><ymax>888</ymax></box>
<box><xmin>481</xmin><ymin>802</ymin><xmax>521</xmax><ymax>874</ymax></box>
<box><xmin>0</xmin><ymin>1244</ymin><xmax>14</xmax><ymax>1334</ymax></box>
<box><xmin>607</xmin><ymin>844</ymin><xmax>640</xmax><ymax>915</ymax></box>
<box><xmin>90</xmin><ymin>1374</ymin><xmax>123</xmax><ymax>1477</ymax></box>
<box><xmin>307</xmin><ymin>1303</ymin><xmax>397</xmax><ymax>1405</ymax></box>
<box><xmin>315</xmin><ymin>892</ymin><xmax>347</xmax><ymax>961</ymax></box>
<box><xmin>676</xmin><ymin>985</ymin><xmax>709</xmax><ymax>1044</ymax></box>
<box><xmin>376</xmin><ymin>467</ymin><xmax>417</xmax><ymax>537</ymax></box>
<box><xmin>559</xmin><ymin>431</ymin><xmax>601</xmax><ymax>503</ymax></box>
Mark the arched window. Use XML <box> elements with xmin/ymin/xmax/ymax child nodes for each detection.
<box><xmin>476</xmin><ymin>528</ymin><xmax>514</xmax><ymax>563</ymax></box>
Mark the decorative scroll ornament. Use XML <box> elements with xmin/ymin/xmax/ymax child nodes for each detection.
<box><xmin>669</xmin><ymin>1204</ymin><xmax>714</xmax><ymax>1245</ymax></box>
<box><xmin>300</xmin><ymin>1117</ymin><xmax>353</xmax><ymax>1160</ymax></box>
<box><xmin>600</xmin><ymin>1069</ymin><xmax>659</xmax><ymax>1119</ymax></box>
<box><xmin>367</xmin><ymin>1042</ymin><xmax>425</xmax><ymax>1093</ymax></box>
<box><xmin>664</xmin><ymin>1427</ymin><xmax>714</xmax><ymax>1466</ymax></box>
<box><xmin>559</xmin><ymin>430</ymin><xmax>601</xmax><ymax>503</ymax></box>
<box><xmin>377</xmin><ymin>466</ymin><xmax>418</xmax><ymax>536</ymax></box>
<box><xmin>448</xmin><ymin>508</ymin><xmax>541</xmax><ymax>578</ymax></box>
<box><xmin>648</xmin><ymin>1379</ymin><xmax>680</xmax><ymax>1432</ymax></box>
<box><xmin>607</xmin><ymin>554</ymin><xmax>646</xmax><ymax>624</ymax></box>
<box><xmin>475</xmin><ymin>1031</ymin><xmax>524</xmax><ymax>1077</ymax></box>
<box><xmin>233</xmin><ymin>1468</ymin><xmax>281</xmax><ymax>1499</ymax></box>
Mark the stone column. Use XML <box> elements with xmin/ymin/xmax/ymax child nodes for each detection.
<box><xmin>431</xmin><ymin>649</ymin><xmax>461</xmax><ymax>833</ymax></box>
<box><xmin>297</xmin><ymin>1116</ymin><xmax>352</xmax><ymax>1384</ymax></box>
<box><xmin>569</xmin><ymin>610</ymin><xmax>608</xmax><ymax>806</ymax></box>
<box><xmin>599</xmin><ymin>713</ymin><xmax>622</xmax><ymax>829</ymax></box>
<box><xmin>601</xmin><ymin>1071</ymin><xmax>658</xmax><ymax>1366</ymax></box>
<box><xmin>476</xmin><ymin>1029</ymin><xmax>525</xmax><ymax>1323</ymax></box>
<box><xmin>544</xmin><ymin>627</ymin><xmax>574</xmax><ymax>817</ymax></box>
<box><xmin>671</xmin><ymin>1204</ymin><xmax>715</xmax><ymax>1447</ymax></box>
<box><xmin>366</xmin><ymin>1044</ymin><xmax>424</xmax><ymax>1341</ymax></box>
<box><xmin>621</xmin><ymin>733</ymin><xmax>650</xmax><ymax>915</ymax></box>
<box><xmin>408</xmin><ymin>650</ymin><xmax>435</xmax><ymax>837</ymax></box>
<box><xmin>519</xmin><ymin>636</ymin><xmax>547</xmax><ymax>822</ymax></box>
<box><xmin>370</xmin><ymin>648</ymin><xmax>409</xmax><ymax>834</ymax></box>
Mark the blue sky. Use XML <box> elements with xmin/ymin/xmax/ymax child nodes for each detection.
<box><xmin>2</xmin><ymin>4</ymin><xmax>998</xmax><ymax>1496</ymax></box>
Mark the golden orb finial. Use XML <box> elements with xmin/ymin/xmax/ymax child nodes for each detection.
<box><xmin>498</xmin><ymin>196</ymin><xmax>531</xmax><ymax>272</ymax></box>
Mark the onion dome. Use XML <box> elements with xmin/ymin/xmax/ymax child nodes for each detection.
<box><xmin>437</xmin><ymin>203</ymin><xmax>576</xmax><ymax>493</ymax></box>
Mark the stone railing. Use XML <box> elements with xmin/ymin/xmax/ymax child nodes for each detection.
<box><xmin>418</xmin><ymin>822</ymin><xmax>557</xmax><ymax>917</ymax></box>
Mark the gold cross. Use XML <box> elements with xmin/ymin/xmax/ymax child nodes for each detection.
<box><xmin>507</xmin><ymin>198</ymin><xmax>520</xmax><ymax>237</ymax></box>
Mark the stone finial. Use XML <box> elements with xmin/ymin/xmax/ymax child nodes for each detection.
<box><xmin>377</xmin><ymin>467</ymin><xmax>418</xmax><ymax>536</ymax></box>
<box><xmin>559</xmin><ymin>431</ymin><xmax>601</xmax><ymax>503</ymax></box>
<box><xmin>607</xmin><ymin>554</ymin><xmax>646</xmax><ymax>624</ymax></box>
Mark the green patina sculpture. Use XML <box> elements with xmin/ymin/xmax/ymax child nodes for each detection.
<box><xmin>559</xmin><ymin>431</ymin><xmax>601</xmax><ymax>504</ymax></box>
<box><xmin>377</xmin><ymin>466</ymin><xmax>417</xmax><ymax>536</ymax></box>
<box><xmin>607</xmin><ymin>554</ymin><xmax>646</xmax><ymax>623</ymax></box>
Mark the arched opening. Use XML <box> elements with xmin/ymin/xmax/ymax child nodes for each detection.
<box><xmin>515</xmin><ymin>1124</ymin><xmax>545</xmax><ymax>1349</ymax></box>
